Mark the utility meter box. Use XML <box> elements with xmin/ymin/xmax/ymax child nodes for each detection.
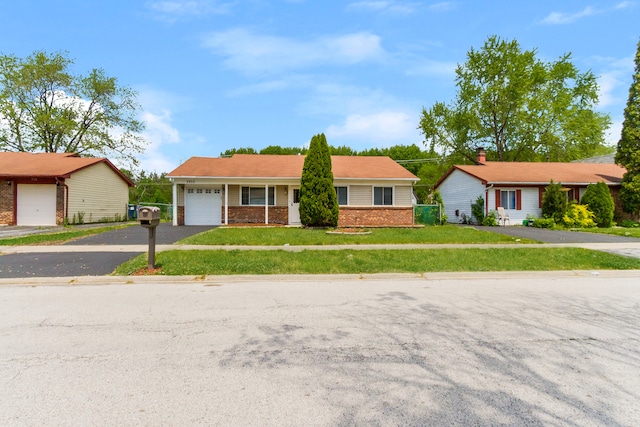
<box><xmin>138</xmin><ymin>206</ymin><xmax>161</xmax><ymax>228</ymax></box>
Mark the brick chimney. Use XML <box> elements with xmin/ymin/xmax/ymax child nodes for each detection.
<box><xmin>476</xmin><ymin>147</ymin><xmax>486</xmax><ymax>164</ymax></box>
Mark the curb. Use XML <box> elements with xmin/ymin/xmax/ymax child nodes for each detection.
<box><xmin>2</xmin><ymin>270</ymin><xmax>640</xmax><ymax>286</ymax></box>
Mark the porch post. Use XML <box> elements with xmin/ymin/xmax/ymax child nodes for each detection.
<box><xmin>224</xmin><ymin>183</ymin><xmax>228</xmax><ymax>225</ymax></box>
<box><xmin>265</xmin><ymin>184</ymin><xmax>269</xmax><ymax>224</ymax></box>
<box><xmin>172</xmin><ymin>182</ymin><xmax>178</xmax><ymax>226</ymax></box>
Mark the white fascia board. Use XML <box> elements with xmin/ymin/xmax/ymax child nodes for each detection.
<box><xmin>488</xmin><ymin>181</ymin><xmax>618</xmax><ymax>186</ymax></box>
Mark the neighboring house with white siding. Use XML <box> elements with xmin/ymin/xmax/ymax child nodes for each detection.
<box><xmin>166</xmin><ymin>154</ymin><xmax>418</xmax><ymax>227</ymax></box>
<box><xmin>434</xmin><ymin>149</ymin><xmax>627</xmax><ymax>225</ymax></box>
<box><xmin>0</xmin><ymin>152</ymin><xmax>134</xmax><ymax>226</ymax></box>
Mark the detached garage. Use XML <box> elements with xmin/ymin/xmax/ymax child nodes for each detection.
<box><xmin>0</xmin><ymin>152</ymin><xmax>135</xmax><ymax>226</ymax></box>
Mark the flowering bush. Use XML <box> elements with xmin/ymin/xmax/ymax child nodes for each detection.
<box><xmin>562</xmin><ymin>204</ymin><xmax>596</xmax><ymax>228</ymax></box>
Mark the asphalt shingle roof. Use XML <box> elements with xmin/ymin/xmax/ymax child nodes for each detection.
<box><xmin>167</xmin><ymin>154</ymin><xmax>417</xmax><ymax>180</ymax></box>
<box><xmin>451</xmin><ymin>161</ymin><xmax>626</xmax><ymax>185</ymax></box>
<box><xmin>0</xmin><ymin>152</ymin><xmax>135</xmax><ymax>186</ymax></box>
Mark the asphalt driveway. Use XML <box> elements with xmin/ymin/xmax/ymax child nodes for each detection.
<box><xmin>63</xmin><ymin>223</ymin><xmax>214</xmax><ymax>245</ymax></box>
<box><xmin>0</xmin><ymin>224</ymin><xmax>214</xmax><ymax>278</ymax></box>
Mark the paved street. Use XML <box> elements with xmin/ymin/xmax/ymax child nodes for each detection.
<box><xmin>1</xmin><ymin>273</ymin><xmax>639</xmax><ymax>426</ymax></box>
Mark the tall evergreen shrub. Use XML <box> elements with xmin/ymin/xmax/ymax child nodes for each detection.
<box><xmin>615</xmin><ymin>39</ymin><xmax>640</xmax><ymax>215</ymax></box>
<box><xmin>542</xmin><ymin>180</ymin><xmax>567</xmax><ymax>224</ymax></box>
<box><xmin>581</xmin><ymin>182</ymin><xmax>615</xmax><ymax>227</ymax></box>
<box><xmin>299</xmin><ymin>133</ymin><xmax>339</xmax><ymax>227</ymax></box>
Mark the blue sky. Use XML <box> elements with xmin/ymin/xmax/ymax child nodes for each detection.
<box><xmin>1</xmin><ymin>1</ymin><xmax>638</xmax><ymax>172</ymax></box>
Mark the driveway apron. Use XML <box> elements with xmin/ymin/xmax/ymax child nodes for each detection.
<box><xmin>0</xmin><ymin>224</ymin><xmax>215</xmax><ymax>278</ymax></box>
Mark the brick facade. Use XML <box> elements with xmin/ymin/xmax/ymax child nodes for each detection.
<box><xmin>177</xmin><ymin>206</ymin><xmax>184</xmax><ymax>226</ymax></box>
<box><xmin>227</xmin><ymin>206</ymin><xmax>288</xmax><ymax>224</ymax></box>
<box><xmin>610</xmin><ymin>186</ymin><xmax>639</xmax><ymax>222</ymax></box>
<box><xmin>338</xmin><ymin>206</ymin><xmax>414</xmax><ymax>227</ymax></box>
<box><xmin>56</xmin><ymin>186</ymin><xmax>65</xmax><ymax>225</ymax></box>
<box><xmin>0</xmin><ymin>181</ymin><xmax>15</xmax><ymax>225</ymax></box>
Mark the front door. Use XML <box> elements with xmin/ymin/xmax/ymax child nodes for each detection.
<box><xmin>288</xmin><ymin>186</ymin><xmax>300</xmax><ymax>225</ymax></box>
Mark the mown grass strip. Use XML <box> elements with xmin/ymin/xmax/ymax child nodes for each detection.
<box><xmin>572</xmin><ymin>227</ymin><xmax>640</xmax><ymax>238</ymax></box>
<box><xmin>179</xmin><ymin>225</ymin><xmax>534</xmax><ymax>246</ymax></box>
<box><xmin>114</xmin><ymin>247</ymin><xmax>640</xmax><ymax>276</ymax></box>
<box><xmin>0</xmin><ymin>224</ymin><xmax>133</xmax><ymax>246</ymax></box>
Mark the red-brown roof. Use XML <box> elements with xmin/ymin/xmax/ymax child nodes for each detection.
<box><xmin>436</xmin><ymin>161</ymin><xmax>626</xmax><ymax>187</ymax></box>
<box><xmin>167</xmin><ymin>154</ymin><xmax>417</xmax><ymax>180</ymax></box>
<box><xmin>0</xmin><ymin>152</ymin><xmax>135</xmax><ymax>186</ymax></box>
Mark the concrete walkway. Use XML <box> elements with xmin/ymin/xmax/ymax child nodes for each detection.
<box><xmin>3</xmin><ymin>242</ymin><xmax>640</xmax><ymax>254</ymax></box>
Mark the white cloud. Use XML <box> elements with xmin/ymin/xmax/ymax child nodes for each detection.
<box><xmin>201</xmin><ymin>28</ymin><xmax>386</xmax><ymax>75</ymax></box>
<box><xmin>147</xmin><ymin>0</ymin><xmax>231</xmax><ymax>22</ymax></box>
<box><xmin>326</xmin><ymin>111</ymin><xmax>420</xmax><ymax>145</ymax></box>
<box><xmin>142</xmin><ymin>110</ymin><xmax>180</xmax><ymax>145</ymax></box>
<box><xmin>406</xmin><ymin>59</ymin><xmax>457</xmax><ymax>77</ymax></box>
<box><xmin>134</xmin><ymin>87</ymin><xmax>194</xmax><ymax>172</ymax></box>
<box><xmin>541</xmin><ymin>6</ymin><xmax>597</xmax><ymax>24</ymax></box>
<box><xmin>301</xmin><ymin>83</ymin><xmax>399</xmax><ymax>117</ymax></box>
<box><xmin>347</xmin><ymin>1</ymin><xmax>416</xmax><ymax>14</ymax></box>
<box><xmin>428</xmin><ymin>2</ymin><xmax>455</xmax><ymax>13</ymax></box>
<box><xmin>605</xmin><ymin>118</ymin><xmax>623</xmax><ymax>145</ymax></box>
<box><xmin>598</xmin><ymin>72</ymin><xmax>620</xmax><ymax>108</ymax></box>
<box><xmin>138</xmin><ymin>110</ymin><xmax>182</xmax><ymax>172</ymax></box>
<box><xmin>615</xmin><ymin>1</ymin><xmax>635</xmax><ymax>9</ymax></box>
<box><xmin>227</xmin><ymin>75</ymin><xmax>314</xmax><ymax>97</ymax></box>
<box><xmin>594</xmin><ymin>53</ymin><xmax>635</xmax><ymax>109</ymax></box>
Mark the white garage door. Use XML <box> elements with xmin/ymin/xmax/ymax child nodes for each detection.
<box><xmin>17</xmin><ymin>184</ymin><xmax>57</xmax><ymax>226</ymax></box>
<box><xmin>185</xmin><ymin>187</ymin><xmax>222</xmax><ymax>225</ymax></box>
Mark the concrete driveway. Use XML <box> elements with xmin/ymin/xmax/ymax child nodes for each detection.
<box><xmin>2</xmin><ymin>273</ymin><xmax>639</xmax><ymax>425</ymax></box>
<box><xmin>0</xmin><ymin>224</ymin><xmax>214</xmax><ymax>278</ymax></box>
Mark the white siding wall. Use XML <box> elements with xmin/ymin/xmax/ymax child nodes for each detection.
<box><xmin>487</xmin><ymin>187</ymin><xmax>541</xmax><ymax>225</ymax></box>
<box><xmin>275</xmin><ymin>185</ymin><xmax>287</xmax><ymax>206</ymax></box>
<box><xmin>349</xmin><ymin>185</ymin><xmax>372</xmax><ymax>206</ymax></box>
<box><xmin>394</xmin><ymin>186</ymin><xmax>412</xmax><ymax>206</ymax></box>
<box><xmin>437</xmin><ymin>170</ymin><xmax>485</xmax><ymax>223</ymax></box>
<box><xmin>66</xmin><ymin>163</ymin><xmax>129</xmax><ymax>223</ymax></box>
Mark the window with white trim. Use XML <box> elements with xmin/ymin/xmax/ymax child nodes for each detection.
<box><xmin>334</xmin><ymin>186</ymin><xmax>348</xmax><ymax>205</ymax></box>
<box><xmin>500</xmin><ymin>190</ymin><xmax>516</xmax><ymax>209</ymax></box>
<box><xmin>241</xmin><ymin>187</ymin><xmax>275</xmax><ymax>205</ymax></box>
<box><xmin>374</xmin><ymin>187</ymin><xmax>393</xmax><ymax>206</ymax></box>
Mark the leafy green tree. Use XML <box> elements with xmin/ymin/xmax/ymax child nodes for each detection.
<box><xmin>581</xmin><ymin>182</ymin><xmax>615</xmax><ymax>227</ymax></box>
<box><xmin>329</xmin><ymin>145</ymin><xmax>357</xmax><ymax>156</ymax></box>
<box><xmin>128</xmin><ymin>171</ymin><xmax>173</xmax><ymax>204</ymax></box>
<box><xmin>221</xmin><ymin>147</ymin><xmax>257</xmax><ymax>156</ymax></box>
<box><xmin>260</xmin><ymin>145</ymin><xmax>305</xmax><ymax>155</ymax></box>
<box><xmin>0</xmin><ymin>51</ymin><xmax>146</xmax><ymax>166</ymax></box>
<box><xmin>299</xmin><ymin>133</ymin><xmax>339</xmax><ymax>227</ymax></box>
<box><xmin>542</xmin><ymin>180</ymin><xmax>568</xmax><ymax>223</ymax></box>
<box><xmin>615</xmin><ymin>39</ymin><xmax>640</xmax><ymax>215</ymax></box>
<box><xmin>420</xmin><ymin>36</ymin><xmax>611</xmax><ymax>163</ymax></box>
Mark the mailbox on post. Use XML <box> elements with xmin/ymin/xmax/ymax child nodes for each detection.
<box><xmin>138</xmin><ymin>206</ymin><xmax>161</xmax><ymax>269</ymax></box>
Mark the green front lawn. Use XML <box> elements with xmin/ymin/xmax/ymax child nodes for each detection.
<box><xmin>114</xmin><ymin>247</ymin><xmax>640</xmax><ymax>275</ymax></box>
<box><xmin>179</xmin><ymin>225</ymin><xmax>535</xmax><ymax>245</ymax></box>
<box><xmin>572</xmin><ymin>227</ymin><xmax>640</xmax><ymax>238</ymax></box>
